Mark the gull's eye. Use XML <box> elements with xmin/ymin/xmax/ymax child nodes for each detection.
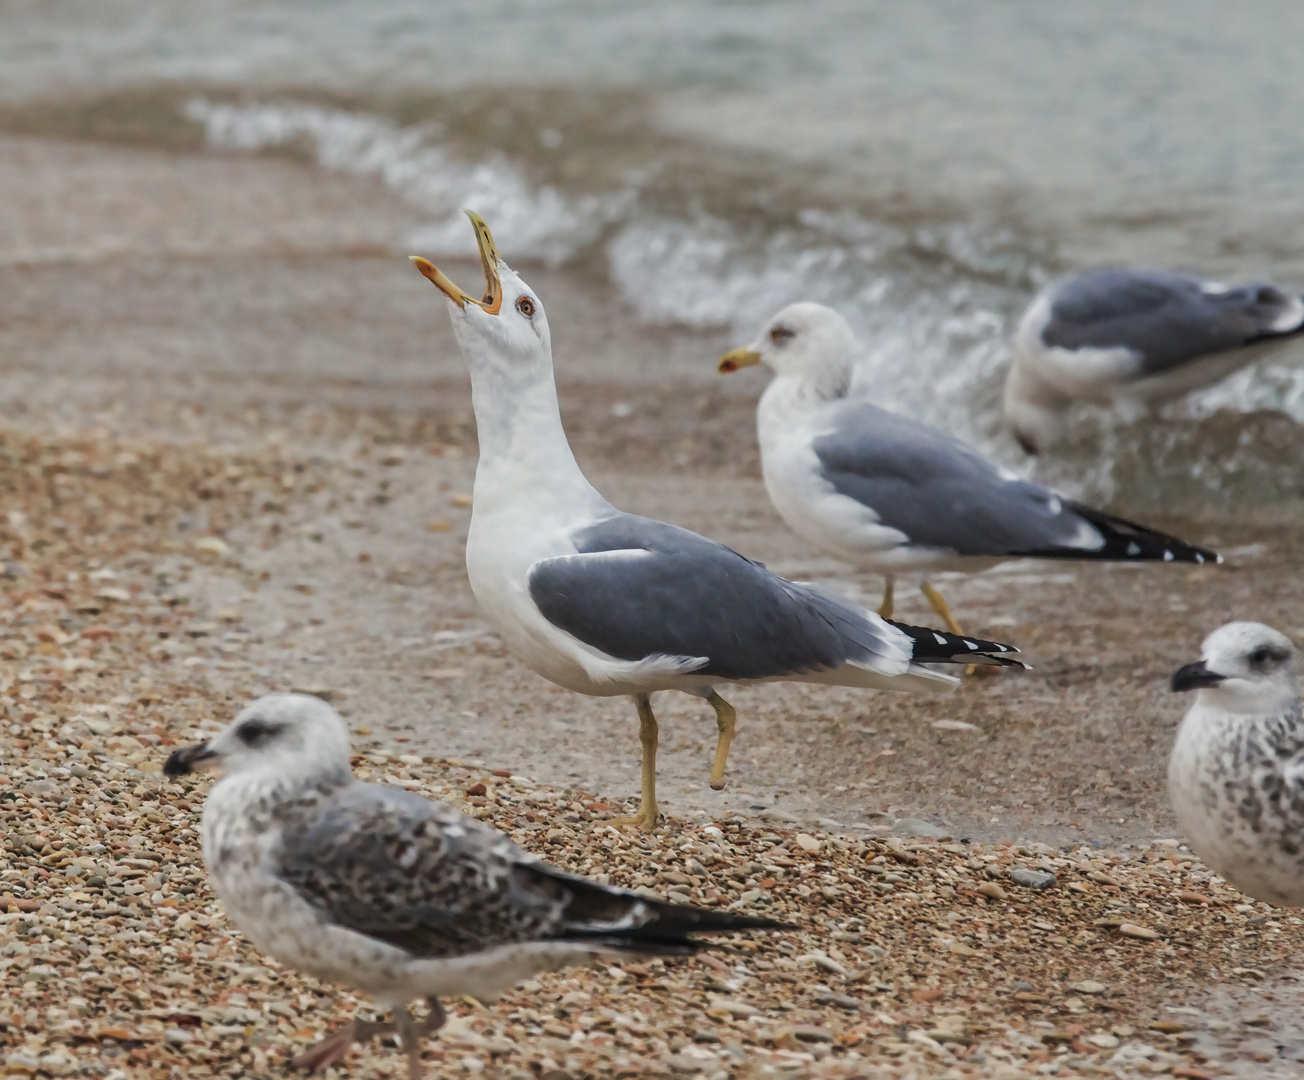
<box><xmin>516</xmin><ymin>296</ymin><xmax>537</xmax><ymax>318</ymax></box>
<box><xmin>236</xmin><ymin>718</ymin><xmax>284</xmax><ymax>747</ymax></box>
<box><xmin>770</xmin><ymin>325</ymin><xmax>795</xmax><ymax>345</ymax></box>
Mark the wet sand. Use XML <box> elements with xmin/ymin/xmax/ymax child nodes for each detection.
<box><xmin>3</xmin><ymin>133</ymin><xmax>1304</xmax><ymax>1073</ymax></box>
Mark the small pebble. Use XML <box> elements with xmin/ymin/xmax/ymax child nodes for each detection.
<box><xmin>1011</xmin><ymin>868</ymin><xmax>1056</xmax><ymax>890</ymax></box>
<box><xmin>893</xmin><ymin>817</ymin><xmax>951</xmax><ymax>839</ymax></box>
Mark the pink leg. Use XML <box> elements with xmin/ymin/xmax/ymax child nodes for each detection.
<box><xmin>293</xmin><ymin>1018</ymin><xmax>396</xmax><ymax>1074</ymax></box>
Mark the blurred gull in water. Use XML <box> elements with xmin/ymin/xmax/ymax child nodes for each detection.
<box><xmin>1005</xmin><ymin>268</ymin><xmax>1304</xmax><ymax>454</ymax></box>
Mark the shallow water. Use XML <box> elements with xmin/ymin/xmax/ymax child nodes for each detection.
<box><xmin>4</xmin><ymin>1</ymin><xmax>1304</xmax><ymax>518</ymax></box>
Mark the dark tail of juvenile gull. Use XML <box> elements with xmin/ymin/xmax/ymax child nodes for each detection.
<box><xmin>529</xmin><ymin>862</ymin><xmax>789</xmax><ymax>953</ymax></box>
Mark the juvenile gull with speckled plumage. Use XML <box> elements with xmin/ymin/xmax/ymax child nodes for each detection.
<box><xmin>163</xmin><ymin>694</ymin><xmax>782</xmax><ymax>1078</ymax></box>
<box><xmin>1169</xmin><ymin>622</ymin><xmax>1304</xmax><ymax>907</ymax></box>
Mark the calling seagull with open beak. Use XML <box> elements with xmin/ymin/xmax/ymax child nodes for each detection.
<box><xmin>409</xmin><ymin>211</ymin><xmax>504</xmax><ymax>314</ymax></box>
<box><xmin>408</xmin><ymin>213</ymin><xmax>1021</xmax><ymax>830</ymax></box>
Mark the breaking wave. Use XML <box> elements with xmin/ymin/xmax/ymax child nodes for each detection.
<box><xmin>187</xmin><ymin>97</ymin><xmax>1304</xmax><ymax>520</ymax></box>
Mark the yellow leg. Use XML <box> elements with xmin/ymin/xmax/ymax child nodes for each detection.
<box><xmin>876</xmin><ymin>576</ymin><xmax>895</xmax><ymax>619</ymax></box>
<box><xmin>706</xmin><ymin>690</ymin><xmax>737</xmax><ymax>791</ymax></box>
<box><xmin>919</xmin><ymin>581</ymin><xmax>964</xmax><ymax>635</ymax></box>
<box><xmin>609</xmin><ymin>693</ymin><xmax>660</xmax><ymax>831</ymax></box>
<box><xmin>920</xmin><ymin>581</ymin><xmax>997</xmax><ymax>678</ymax></box>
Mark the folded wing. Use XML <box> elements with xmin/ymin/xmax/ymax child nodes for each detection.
<box><xmin>276</xmin><ymin>784</ymin><xmax>781</xmax><ymax>959</ymax></box>
<box><xmin>813</xmin><ymin>401</ymin><xmax>1217</xmax><ymax>563</ymax></box>
<box><xmin>1041</xmin><ymin>269</ymin><xmax>1304</xmax><ymax>376</ymax></box>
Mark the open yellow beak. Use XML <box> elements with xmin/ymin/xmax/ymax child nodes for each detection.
<box><xmin>409</xmin><ymin>210</ymin><xmax>504</xmax><ymax>314</ymax></box>
<box><xmin>718</xmin><ymin>347</ymin><xmax>762</xmax><ymax>374</ymax></box>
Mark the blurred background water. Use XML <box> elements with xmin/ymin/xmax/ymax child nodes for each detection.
<box><xmin>3</xmin><ymin>0</ymin><xmax>1304</xmax><ymax>516</ymax></box>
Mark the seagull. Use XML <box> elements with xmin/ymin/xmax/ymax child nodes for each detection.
<box><xmin>164</xmin><ymin>693</ymin><xmax>784</xmax><ymax>1077</ymax></box>
<box><xmin>409</xmin><ymin>213</ymin><xmax>1022</xmax><ymax>830</ymax></box>
<box><xmin>717</xmin><ymin>302</ymin><xmax>1221</xmax><ymax>638</ymax></box>
<box><xmin>1169</xmin><ymin>623</ymin><xmax>1304</xmax><ymax>907</ymax></box>
<box><xmin>1005</xmin><ymin>268</ymin><xmax>1304</xmax><ymax>454</ymax></box>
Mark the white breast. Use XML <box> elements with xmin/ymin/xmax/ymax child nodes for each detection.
<box><xmin>1169</xmin><ymin>703</ymin><xmax>1304</xmax><ymax>907</ymax></box>
<box><xmin>756</xmin><ymin>383</ymin><xmax>923</xmax><ymax>570</ymax></box>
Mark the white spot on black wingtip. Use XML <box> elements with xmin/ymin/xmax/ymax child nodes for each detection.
<box><xmin>933</xmin><ymin>633</ymin><xmax>948</xmax><ymax>645</ymax></box>
<box><xmin>1126</xmin><ymin>542</ymin><xmax>1141</xmax><ymax>556</ymax></box>
<box><xmin>1163</xmin><ymin>550</ymin><xmax>1174</xmax><ymax>561</ymax></box>
<box><xmin>1215</xmin><ymin>553</ymin><xmax>1225</xmax><ymax>564</ymax></box>
<box><xmin>963</xmin><ymin>640</ymin><xmax>978</xmax><ymax>650</ymax></box>
<box><xmin>1195</xmin><ymin>553</ymin><xmax>1204</xmax><ymax>564</ymax></box>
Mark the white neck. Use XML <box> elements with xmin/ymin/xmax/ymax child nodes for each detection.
<box><xmin>758</xmin><ymin>373</ymin><xmax>839</xmax><ymax>426</ymax></box>
<box><xmin>465</xmin><ymin>349</ymin><xmax>609</xmax><ymax>519</ymax></box>
<box><xmin>1195</xmin><ymin>682</ymin><xmax>1300</xmax><ymax>717</ymax></box>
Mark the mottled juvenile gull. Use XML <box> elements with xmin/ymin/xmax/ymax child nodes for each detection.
<box><xmin>410</xmin><ymin>213</ymin><xmax>1022</xmax><ymax>830</ymax></box>
<box><xmin>164</xmin><ymin>694</ymin><xmax>782</xmax><ymax>1077</ymax></box>
<box><xmin>1006</xmin><ymin>267</ymin><xmax>1304</xmax><ymax>454</ymax></box>
<box><xmin>1169</xmin><ymin>623</ymin><xmax>1304</xmax><ymax>907</ymax></box>
<box><xmin>718</xmin><ymin>302</ymin><xmax>1220</xmax><ymax>637</ymax></box>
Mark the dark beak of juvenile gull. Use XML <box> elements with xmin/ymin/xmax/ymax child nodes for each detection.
<box><xmin>717</xmin><ymin>347</ymin><xmax>762</xmax><ymax>374</ymax></box>
<box><xmin>1171</xmin><ymin>660</ymin><xmax>1227</xmax><ymax>693</ymax></box>
<box><xmin>163</xmin><ymin>741</ymin><xmax>220</xmax><ymax>776</ymax></box>
<box><xmin>409</xmin><ymin>210</ymin><xmax>503</xmax><ymax>314</ymax></box>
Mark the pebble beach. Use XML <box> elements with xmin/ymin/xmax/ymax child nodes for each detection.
<box><xmin>2</xmin><ymin>430</ymin><xmax>1304</xmax><ymax>1078</ymax></box>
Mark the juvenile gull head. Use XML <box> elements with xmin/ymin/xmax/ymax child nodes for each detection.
<box><xmin>1169</xmin><ymin>623</ymin><xmax>1304</xmax><ymax>907</ymax></box>
<box><xmin>166</xmin><ymin>692</ymin><xmax>350</xmax><ymax>783</ymax></box>
<box><xmin>165</xmin><ymin>693</ymin><xmax>783</xmax><ymax>1077</ymax></box>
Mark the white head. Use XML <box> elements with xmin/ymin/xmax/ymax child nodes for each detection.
<box><xmin>410</xmin><ymin>211</ymin><xmax>552</xmax><ymax>380</ymax></box>
<box><xmin>1171</xmin><ymin>622</ymin><xmax>1300</xmax><ymax>715</ymax></box>
<box><xmin>718</xmin><ymin>302</ymin><xmax>858</xmax><ymax>401</ymax></box>
<box><xmin>163</xmin><ymin>693</ymin><xmax>352</xmax><ymax>785</ymax></box>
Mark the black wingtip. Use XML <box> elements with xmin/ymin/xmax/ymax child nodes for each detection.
<box><xmin>888</xmin><ymin>619</ymin><xmax>1027</xmax><ymax>668</ymax></box>
<box><xmin>1023</xmin><ymin>502</ymin><xmax>1220</xmax><ymax>565</ymax></box>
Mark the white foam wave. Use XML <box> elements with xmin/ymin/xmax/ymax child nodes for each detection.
<box><xmin>185</xmin><ymin>98</ymin><xmax>1304</xmax><ymax>517</ymax></box>
<box><xmin>1177</xmin><ymin>354</ymin><xmax>1304</xmax><ymax>425</ymax></box>
<box><xmin>608</xmin><ymin>211</ymin><xmax>1019</xmax><ymax>460</ymax></box>
<box><xmin>184</xmin><ymin>99</ymin><xmax>630</xmax><ymax>264</ymax></box>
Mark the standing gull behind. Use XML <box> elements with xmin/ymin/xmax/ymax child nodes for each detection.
<box><xmin>1006</xmin><ymin>267</ymin><xmax>1304</xmax><ymax>454</ymax></box>
<box><xmin>164</xmin><ymin>694</ymin><xmax>783</xmax><ymax>1078</ymax></box>
<box><xmin>718</xmin><ymin>302</ymin><xmax>1220</xmax><ymax>638</ymax></box>
<box><xmin>410</xmin><ymin>213</ymin><xmax>1022</xmax><ymax>830</ymax></box>
<box><xmin>1169</xmin><ymin>623</ymin><xmax>1304</xmax><ymax>907</ymax></box>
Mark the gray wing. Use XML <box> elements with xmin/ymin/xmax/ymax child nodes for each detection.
<box><xmin>276</xmin><ymin>783</ymin><xmax>780</xmax><ymax>957</ymax></box>
<box><xmin>527</xmin><ymin>514</ymin><xmax>911</xmax><ymax>680</ymax></box>
<box><xmin>1041</xmin><ymin>268</ymin><xmax>1304</xmax><ymax>375</ymax></box>
<box><xmin>814</xmin><ymin>401</ymin><xmax>1217</xmax><ymax>562</ymax></box>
